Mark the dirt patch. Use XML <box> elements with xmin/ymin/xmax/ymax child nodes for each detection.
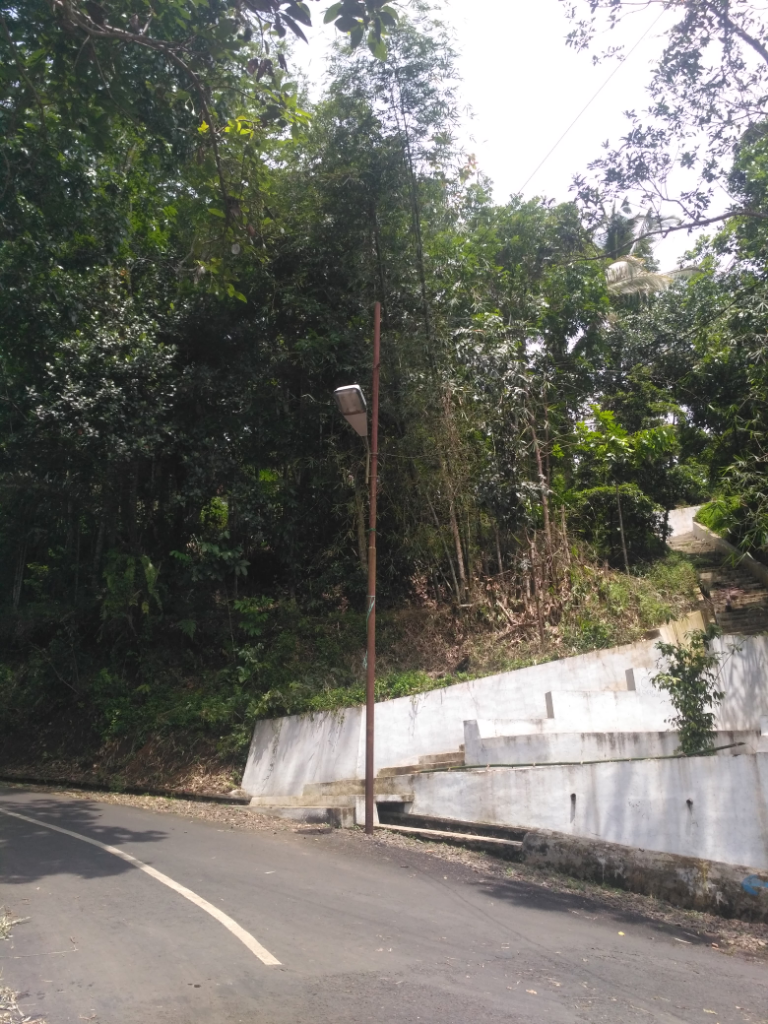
<box><xmin>5</xmin><ymin>783</ymin><xmax>767</xmax><ymax>965</ymax></box>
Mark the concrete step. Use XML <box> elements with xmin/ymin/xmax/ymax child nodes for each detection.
<box><xmin>250</xmin><ymin>782</ymin><xmax>413</xmax><ymax>809</ymax></box>
<box><xmin>681</xmin><ymin>540</ymin><xmax>768</xmax><ymax>637</ymax></box>
<box><xmin>376</xmin><ymin>808</ymin><xmax>527</xmax><ymax>860</ymax></box>
<box><xmin>378</xmin><ymin>823</ymin><xmax>523</xmax><ymax>855</ymax></box>
<box><xmin>301</xmin><ymin>777</ymin><xmax>412</xmax><ymax>798</ymax></box>
<box><xmin>249</xmin><ymin>805</ymin><xmax>357</xmax><ymax>827</ymax></box>
<box><xmin>249</xmin><ymin>793</ymin><xmax>359</xmax><ymax>808</ymax></box>
<box><xmin>418</xmin><ymin>749</ymin><xmax>465</xmax><ymax>766</ymax></box>
<box><xmin>378</xmin><ymin>751</ymin><xmax>465</xmax><ymax>777</ymax></box>
<box><xmin>249</xmin><ymin>790</ymin><xmax>415</xmax><ymax>828</ymax></box>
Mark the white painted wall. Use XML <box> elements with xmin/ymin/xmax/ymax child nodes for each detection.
<box><xmin>548</xmin><ymin>689</ymin><xmax>672</xmax><ymax>731</ymax></box>
<box><xmin>713</xmin><ymin>634</ymin><xmax>768</xmax><ymax>729</ymax></box>
<box><xmin>407</xmin><ymin>753</ymin><xmax>768</xmax><ymax>871</ymax></box>
<box><xmin>242</xmin><ymin>706</ymin><xmax>363</xmax><ymax>798</ymax></box>
<box><xmin>461</xmin><ymin>634</ymin><xmax>768</xmax><ymax>765</ymax></box>
<box><xmin>243</xmin><ymin>614</ymin><xmax>701</xmax><ymax>796</ymax></box>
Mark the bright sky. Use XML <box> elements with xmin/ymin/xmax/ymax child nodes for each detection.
<box><xmin>294</xmin><ymin>0</ymin><xmax>705</xmax><ymax>269</ymax></box>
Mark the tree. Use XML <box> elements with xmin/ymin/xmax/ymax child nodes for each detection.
<box><xmin>563</xmin><ymin>0</ymin><xmax>768</xmax><ymax>231</ymax></box>
<box><xmin>652</xmin><ymin>625</ymin><xmax>725</xmax><ymax>755</ymax></box>
<box><xmin>574</xmin><ymin>406</ymin><xmax>677</xmax><ymax>569</ymax></box>
<box><xmin>1</xmin><ymin>0</ymin><xmax>397</xmax><ymax>215</ymax></box>
<box><xmin>605</xmin><ymin>255</ymin><xmax>698</xmax><ymax>305</ymax></box>
<box><xmin>0</xmin><ymin>5</ymin><xmax>724</xmax><ymax>762</ymax></box>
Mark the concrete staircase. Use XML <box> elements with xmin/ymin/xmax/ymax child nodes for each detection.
<box><xmin>669</xmin><ymin>529</ymin><xmax>768</xmax><ymax>636</ymax></box>
<box><xmin>249</xmin><ymin>776</ymin><xmax>415</xmax><ymax>828</ymax></box>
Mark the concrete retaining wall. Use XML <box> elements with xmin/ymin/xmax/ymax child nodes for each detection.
<box><xmin>407</xmin><ymin>752</ymin><xmax>768</xmax><ymax>870</ymax></box>
<box><xmin>667</xmin><ymin>506</ymin><xmax>701</xmax><ymax>537</ymax></box>
<box><xmin>242</xmin><ymin>626</ymin><xmax>677</xmax><ymax>796</ymax></box>
<box><xmin>692</xmin><ymin>520</ymin><xmax>768</xmax><ymax>588</ymax></box>
<box><xmin>241</xmin><ymin>615</ymin><xmax>768</xmax><ymax>798</ymax></box>
<box><xmin>521</xmin><ymin>829</ymin><xmax>768</xmax><ymax>922</ymax></box>
<box><xmin>243</xmin><ymin>706</ymin><xmax>364</xmax><ymax>798</ymax></box>
<box><xmin>711</xmin><ymin>633</ymin><xmax>768</xmax><ymax>729</ymax></box>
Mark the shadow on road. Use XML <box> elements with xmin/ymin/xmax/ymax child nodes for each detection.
<box><xmin>0</xmin><ymin>790</ymin><xmax>167</xmax><ymax>885</ymax></box>
<box><xmin>469</xmin><ymin>872</ymin><xmax>718</xmax><ymax>948</ymax></box>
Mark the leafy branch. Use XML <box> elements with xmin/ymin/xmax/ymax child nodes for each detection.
<box><xmin>652</xmin><ymin>624</ymin><xmax>734</xmax><ymax>756</ymax></box>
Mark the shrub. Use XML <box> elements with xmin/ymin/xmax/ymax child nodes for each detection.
<box><xmin>695</xmin><ymin>495</ymin><xmax>742</xmax><ymax>539</ymax></box>
<box><xmin>651</xmin><ymin>625</ymin><xmax>725</xmax><ymax>755</ymax></box>
<box><xmin>567</xmin><ymin>485</ymin><xmax>666</xmax><ymax>566</ymax></box>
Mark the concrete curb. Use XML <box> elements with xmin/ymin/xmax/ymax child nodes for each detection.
<box><xmin>522</xmin><ymin>829</ymin><xmax>768</xmax><ymax>922</ymax></box>
<box><xmin>0</xmin><ymin>772</ymin><xmax>251</xmax><ymax>806</ymax></box>
<box><xmin>692</xmin><ymin>520</ymin><xmax>768</xmax><ymax>589</ymax></box>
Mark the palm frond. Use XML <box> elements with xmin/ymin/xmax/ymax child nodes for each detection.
<box><xmin>606</xmin><ymin>256</ymin><xmax>700</xmax><ymax>299</ymax></box>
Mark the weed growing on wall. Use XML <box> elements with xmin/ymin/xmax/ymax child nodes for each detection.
<box><xmin>652</xmin><ymin>625</ymin><xmax>727</xmax><ymax>755</ymax></box>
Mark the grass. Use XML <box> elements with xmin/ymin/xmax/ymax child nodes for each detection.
<box><xmin>245</xmin><ymin>549</ymin><xmax>700</xmax><ymax>716</ymax></box>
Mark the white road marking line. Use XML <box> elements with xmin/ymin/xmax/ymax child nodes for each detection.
<box><xmin>0</xmin><ymin>807</ymin><xmax>280</xmax><ymax>966</ymax></box>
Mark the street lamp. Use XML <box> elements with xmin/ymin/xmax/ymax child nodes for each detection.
<box><xmin>333</xmin><ymin>385</ymin><xmax>368</xmax><ymax>438</ymax></box>
<box><xmin>333</xmin><ymin>302</ymin><xmax>381</xmax><ymax>836</ymax></box>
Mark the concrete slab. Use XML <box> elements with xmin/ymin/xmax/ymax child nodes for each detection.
<box><xmin>463</xmin><ymin>722</ymin><xmax>758</xmax><ymax>766</ymax></box>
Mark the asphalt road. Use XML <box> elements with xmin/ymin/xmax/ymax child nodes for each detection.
<box><xmin>0</xmin><ymin>787</ymin><xmax>766</xmax><ymax>1024</ymax></box>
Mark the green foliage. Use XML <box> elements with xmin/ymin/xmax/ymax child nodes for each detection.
<box><xmin>666</xmin><ymin>462</ymin><xmax>711</xmax><ymax>507</ymax></box>
<box><xmin>0</xmin><ymin>4</ymin><xmax>760</xmax><ymax>772</ymax></box>
<box><xmin>101</xmin><ymin>552</ymin><xmax>162</xmax><ymax>629</ymax></box>
<box><xmin>574</xmin><ymin>404</ymin><xmax>680</xmax><ymax>512</ymax></box>
<box><xmin>652</xmin><ymin>626</ymin><xmax>726</xmax><ymax>756</ymax></box>
<box><xmin>695</xmin><ymin>497</ymin><xmax>742</xmax><ymax>538</ymax></box>
<box><xmin>560</xmin><ymin>552</ymin><xmax>698</xmax><ymax>654</ymax></box>
<box><xmin>568</xmin><ymin>485</ymin><xmax>666</xmax><ymax>566</ymax></box>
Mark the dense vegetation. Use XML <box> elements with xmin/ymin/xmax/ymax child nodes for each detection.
<box><xmin>1</xmin><ymin>0</ymin><xmax>766</xmax><ymax>773</ymax></box>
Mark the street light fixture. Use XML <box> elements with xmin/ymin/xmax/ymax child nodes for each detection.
<box><xmin>333</xmin><ymin>385</ymin><xmax>368</xmax><ymax>438</ymax></box>
<box><xmin>333</xmin><ymin>302</ymin><xmax>381</xmax><ymax>836</ymax></box>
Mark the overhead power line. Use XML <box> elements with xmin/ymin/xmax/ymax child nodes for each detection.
<box><xmin>517</xmin><ymin>8</ymin><xmax>667</xmax><ymax>196</ymax></box>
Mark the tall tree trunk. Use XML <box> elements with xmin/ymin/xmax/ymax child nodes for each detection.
<box><xmin>74</xmin><ymin>520</ymin><xmax>81</xmax><ymax>605</ymax></box>
<box><xmin>12</xmin><ymin>538</ymin><xmax>26</xmax><ymax>611</ymax></box>
<box><xmin>92</xmin><ymin>511</ymin><xmax>105</xmax><ymax>585</ymax></box>
<box><xmin>427</xmin><ymin>494</ymin><xmax>461</xmax><ymax>603</ymax></box>
<box><xmin>448</xmin><ymin>499</ymin><xmax>468</xmax><ymax>603</ymax></box>
<box><xmin>615</xmin><ymin>483</ymin><xmax>630</xmax><ymax>575</ymax></box>
<box><xmin>126</xmin><ymin>460</ymin><xmax>139</xmax><ymax>555</ymax></box>
<box><xmin>529</xmin><ymin>416</ymin><xmax>554</xmax><ymax>583</ymax></box>
<box><xmin>529</xmin><ymin>534</ymin><xmax>545</xmax><ymax>643</ymax></box>
<box><xmin>561</xmin><ymin>506</ymin><xmax>571</xmax><ymax>568</ymax></box>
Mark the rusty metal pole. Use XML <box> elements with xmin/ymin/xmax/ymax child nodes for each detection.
<box><xmin>365</xmin><ymin>302</ymin><xmax>381</xmax><ymax>835</ymax></box>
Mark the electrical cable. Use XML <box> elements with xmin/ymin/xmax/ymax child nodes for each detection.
<box><xmin>517</xmin><ymin>8</ymin><xmax>667</xmax><ymax>196</ymax></box>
